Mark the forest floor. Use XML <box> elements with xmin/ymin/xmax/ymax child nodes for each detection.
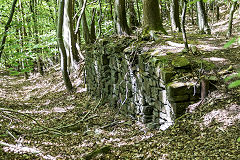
<box><xmin>0</xmin><ymin>6</ymin><xmax>240</xmax><ymax>160</ymax></box>
<box><xmin>0</xmin><ymin>60</ymin><xmax>239</xmax><ymax>159</ymax></box>
<box><xmin>0</xmin><ymin>43</ymin><xmax>240</xmax><ymax>160</ymax></box>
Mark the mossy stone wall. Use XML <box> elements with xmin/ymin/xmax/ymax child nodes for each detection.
<box><xmin>85</xmin><ymin>38</ymin><xmax>201</xmax><ymax>130</ymax></box>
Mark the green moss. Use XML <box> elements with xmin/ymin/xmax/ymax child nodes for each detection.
<box><xmin>172</xmin><ymin>57</ymin><xmax>190</xmax><ymax>68</ymax></box>
<box><xmin>194</xmin><ymin>59</ymin><xmax>216</xmax><ymax>70</ymax></box>
<box><xmin>161</xmin><ymin>67</ymin><xmax>176</xmax><ymax>83</ymax></box>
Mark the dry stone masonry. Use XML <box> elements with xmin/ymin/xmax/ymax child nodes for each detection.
<box><xmin>85</xmin><ymin>37</ymin><xmax>206</xmax><ymax>130</ymax></box>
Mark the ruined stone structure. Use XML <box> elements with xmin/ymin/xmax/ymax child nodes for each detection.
<box><xmin>85</xmin><ymin>37</ymin><xmax>202</xmax><ymax>130</ymax></box>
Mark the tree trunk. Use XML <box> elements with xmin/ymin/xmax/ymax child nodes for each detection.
<box><xmin>142</xmin><ymin>0</ymin><xmax>167</xmax><ymax>34</ymax></box>
<box><xmin>98</xmin><ymin>0</ymin><xmax>103</xmax><ymax>36</ymax></box>
<box><xmin>135</xmin><ymin>0</ymin><xmax>141</xmax><ymax>25</ymax></box>
<box><xmin>0</xmin><ymin>0</ymin><xmax>18</xmax><ymax>59</ymax></box>
<box><xmin>80</xmin><ymin>0</ymin><xmax>91</xmax><ymax>43</ymax></box>
<box><xmin>181</xmin><ymin>0</ymin><xmax>188</xmax><ymax>51</ymax></box>
<box><xmin>90</xmin><ymin>8</ymin><xmax>96</xmax><ymax>42</ymax></box>
<box><xmin>170</xmin><ymin>0</ymin><xmax>181</xmax><ymax>32</ymax></box>
<box><xmin>227</xmin><ymin>1</ymin><xmax>237</xmax><ymax>38</ymax></box>
<box><xmin>216</xmin><ymin>4</ymin><xmax>220</xmax><ymax>21</ymax></box>
<box><xmin>57</xmin><ymin>0</ymin><xmax>73</xmax><ymax>92</ymax></box>
<box><xmin>109</xmin><ymin>0</ymin><xmax>114</xmax><ymax>21</ymax></box>
<box><xmin>63</xmin><ymin>0</ymin><xmax>80</xmax><ymax>71</ymax></box>
<box><xmin>129</xmin><ymin>0</ymin><xmax>139</xmax><ymax>30</ymax></box>
<box><xmin>196</xmin><ymin>0</ymin><xmax>211</xmax><ymax>34</ymax></box>
<box><xmin>115</xmin><ymin>0</ymin><xmax>131</xmax><ymax>35</ymax></box>
<box><xmin>37</xmin><ymin>56</ymin><xmax>44</xmax><ymax>76</ymax></box>
<box><xmin>190</xmin><ymin>0</ymin><xmax>195</xmax><ymax>25</ymax></box>
<box><xmin>30</xmin><ymin>0</ymin><xmax>44</xmax><ymax>76</ymax></box>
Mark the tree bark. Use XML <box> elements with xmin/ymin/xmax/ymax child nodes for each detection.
<box><xmin>135</xmin><ymin>0</ymin><xmax>141</xmax><ymax>25</ymax></box>
<box><xmin>129</xmin><ymin>0</ymin><xmax>139</xmax><ymax>30</ymax></box>
<box><xmin>57</xmin><ymin>0</ymin><xmax>73</xmax><ymax>92</ymax></box>
<box><xmin>227</xmin><ymin>1</ymin><xmax>237</xmax><ymax>38</ymax></box>
<box><xmin>63</xmin><ymin>0</ymin><xmax>80</xmax><ymax>71</ymax></box>
<box><xmin>216</xmin><ymin>4</ymin><xmax>220</xmax><ymax>21</ymax></box>
<box><xmin>90</xmin><ymin>8</ymin><xmax>96</xmax><ymax>42</ymax></box>
<box><xmin>142</xmin><ymin>0</ymin><xmax>167</xmax><ymax>34</ymax></box>
<box><xmin>190</xmin><ymin>0</ymin><xmax>195</xmax><ymax>25</ymax></box>
<box><xmin>181</xmin><ymin>0</ymin><xmax>188</xmax><ymax>51</ymax></box>
<box><xmin>98</xmin><ymin>0</ymin><xmax>103</xmax><ymax>36</ymax></box>
<box><xmin>115</xmin><ymin>0</ymin><xmax>131</xmax><ymax>35</ymax></box>
<box><xmin>196</xmin><ymin>0</ymin><xmax>211</xmax><ymax>34</ymax></box>
<box><xmin>170</xmin><ymin>0</ymin><xmax>181</xmax><ymax>32</ymax></box>
<box><xmin>75</xmin><ymin>0</ymin><xmax>91</xmax><ymax>43</ymax></box>
<box><xmin>0</xmin><ymin>0</ymin><xmax>18</xmax><ymax>59</ymax></box>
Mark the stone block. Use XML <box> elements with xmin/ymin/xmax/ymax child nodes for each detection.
<box><xmin>168</xmin><ymin>94</ymin><xmax>189</xmax><ymax>102</ymax></box>
<box><xmin>190</xmin><ymin>94</ymin><xmax>201</xmax><ymax>101</ymax></box>
<box><xmin>160</xmin><ymin>68</ymin><xmax>175</xmax><ymax>84</ymax></box>
<box><xmin>158</xmin><ymin>90</ymin><xmax>168</xmax><ymax>104</ymax></box>
<box><xmin>167</xmin><ymin>81</ymin><xmax>195</xmax><ymax>97</ymax></box>
<box><xmin>142</xmin><ymin>106</ymin><xmax>153</xmax><ymax>115</ymax></box>
<box><xmin>153</xmin><ymin>117</ymin><xmax>160</xmax><ymax>123</ymax></box>
<box><xmin>128</xmin><ymin>102</ymin><xmax>136</xmax><ymax>115</ymax></box>
<box><xmin>154</xmin><ymin>101</ymin><xmax>163</xmax><ymax>111</ymax></box>
<box><xmin>141</xmin><ymin>115</ymin><xmax>153</xmax><ymax>123</ymax></box>
<box><xmin>171</xmin><ymin>102</ymin><xmax>190</xmax><ymax>118</ymax></box>
<box><xmin>153</xmin><ymin>108</ymin><xmax>159</xmax><ymax>117</ymax></box>
<box><xmin>146</xmin><ymin>123</ymin><xmax>159</xmax><ymax>129</ymax></box>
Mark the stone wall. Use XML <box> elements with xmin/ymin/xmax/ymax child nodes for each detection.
<box><xmin>85</xmin><ymin>38</ymin><xmax>201</xmax><ymax>130</ymax></box>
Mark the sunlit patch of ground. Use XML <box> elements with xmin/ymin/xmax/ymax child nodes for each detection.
<box><xmin>202</xmin><ymin>103</ymin><xmax>240</xmax><ymax>130</ymax></box>
<box><xmin>157</xmin><ymin>4</ymin><xmax>240</xmax><ymax>54</ymax></box>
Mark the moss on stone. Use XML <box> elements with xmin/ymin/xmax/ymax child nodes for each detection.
<box><xmin>194</xmin><ymin>59</ymin><xmax>216</xmax><ymax>70</ymax></box>
<box><xmin>172</xmin><ymin>57</ymin><xmax>190</xmax><ymax>68</ymax></box>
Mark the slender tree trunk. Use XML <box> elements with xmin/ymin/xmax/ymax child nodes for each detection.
<box><xmin>75</xmin><ymin>0</ymin><xmax>91</xmax><ymax>43</ymax></box>
<box><xmin>170</xmin><ymin>0</ymin><xmax>181</xmax><ymax>32</ymax></box>
<box><xmin>159</xmin><ymin>0</ymin><xmax>163</xmax><ymax>21</ymax></box>
<box><xmin>63</xmin><ymin>0</ymin><xmax>80</xmax><ymax>71</ymax></box>
<box><xmin>216</xmin><ymin>4</ymin><xmax>220</xmax><ymax>21</ymax></box>
<box><xmin>181</xmin><ymin>0</ymin><xmax>188</xmax><ymax>51</ymax></box>
<box><xmin>201</xmin><ymin>77</ymin><xmax>209</xmax><ymax>100</ymax></box>
<box><xmin>109</xmin><ymin>0</ymin><xmax>117</xmax><ymax>33</ymax></box>
<box><xmin>19</xmin><ymin>0</ymin><xmax>29</xmax><ymax>79</ymax></box>
<box><xmin>109</xmin><ymin>0</ymin><xmax>114</xmax><ymax>21</ymax></box>
<box><xmin>98</xmin><ymin>0</ymin><xmax>103</xmax><ymax>36</ymax></box>
<box><xmin>90</xmin><ymin>8</ymin><xmax>96</xmax><ymax>42</ymax></box>
<box><xmin>196</xmin><ymin>0</ymin><xmax>211</xmax><ymax>34</ymax></box>
<box><xmin>0</xmin><ymin>0</ymin><xmax>18</xmax><ymax>59</ymax></box>
<box><xmin>30</xmin><ymin>0</ymin><xmax>44</xmax><ymax>76</ymax></box>
<box><xmin>190</xmin><ymin>0</ymin><xmax>195</xmax><ymax>25</ymax></box>
<box><xmin>136</xmin><ymin>0</ymin><xmax>141</xmax><ymax>25</ymax></box>
<box><xmin>115</xmin><ymin>0</ymin><xmax>131</xmax><ymax>35</ymax></box>
<box><xmin>129</xmin><ymin>0</ymin><xmax>139</xmax><ymax>30</ymax></box>
<box><xmin>57</xmin><ymin>0</ymin><xmax>73</xmax><ymax>92</ymax></box>
<box><xmin>227</xmin><ymin>1</ymin><xmax>237</xmax><ymax>38</ymax></box>
<box><xmin>81</xmin><ymin>0</ymin><xmax>91</xmax><ymax>43</ymax></box>
<box><xmin>16</xmin><ymin>5</ymin><xmax>29</xmax><ymax>79</ymax></box>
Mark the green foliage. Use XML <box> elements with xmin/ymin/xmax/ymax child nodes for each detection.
<box><xmin>228</xmin><ymin>80</ymin><xmax>240</xmax><ymax>89</ymax></box>
<box><xmin>0</xmin><ymin>0</ymin><xmax>57</xmax><ymax>74</ymax></box>
<box><xmin>224</xmin><ymin>37</ymin><xmax>240</xmax><ymax>89</ymax></box>
<box><xmin>225</xmin><ymin>72</ymin><xmax>240</xmax><ymax>89</ymax></box>
<box><xmin>224</xmin><ymin>37</ymin><xmax>237</xmax><ymax>48</ymax></box>
<box><xmin>237</xmin><ymin>137</ymin><xmax>240</xmax><ymax>142</ymax></box>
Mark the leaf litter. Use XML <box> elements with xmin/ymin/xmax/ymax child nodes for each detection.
<box><xmin>0</xmin><ymin>59</ymin><xmax>239</xmax><ymax>160</ymax></box>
